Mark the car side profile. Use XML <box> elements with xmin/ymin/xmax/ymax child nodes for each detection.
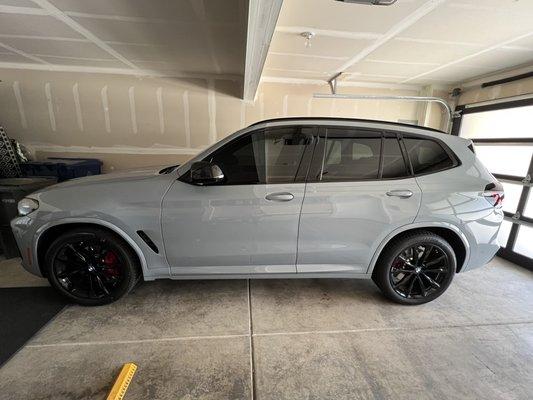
<box><xmin>11</xmin><ymin>118</ymin><xmax>504</xmax><ymax>306</ymax></box>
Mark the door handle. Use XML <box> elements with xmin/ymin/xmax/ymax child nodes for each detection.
<box><xmin>386</xmin><ymin>190</ymin><xmax>413</xmax><ymax>199</ymax></box>
<box><xmin>265</xmin><ymin>192</ymin><xmax>294</xmax><ymax>202</ymax></box>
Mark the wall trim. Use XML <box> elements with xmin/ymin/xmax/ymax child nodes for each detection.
<box><xmin>26</xmin><ymin>144</ymin><xmax>203</xmax><ymax>156</ymax></box>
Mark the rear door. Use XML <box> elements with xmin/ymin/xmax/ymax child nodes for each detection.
<box><xmin>297</xmin><ymin>127</ymin><xmax>422</xmax><ymax>274</ymax></box>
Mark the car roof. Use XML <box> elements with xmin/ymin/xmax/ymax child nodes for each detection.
<box><xmin>248</xmin><ymin>117</ymin><xmax>446</xmax><ymax>134</ymax></box>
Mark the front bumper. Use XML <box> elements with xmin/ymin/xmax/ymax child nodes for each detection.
<box><xmin>10</xmin><ymin>214</ymin><xmax>43</xmax><ymax>277</ymax></box>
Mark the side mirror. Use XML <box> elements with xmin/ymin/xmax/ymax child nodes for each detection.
<box><xmin>190</xmin><ymin>161</ymin><xmax>224</xmax><ymax>185</ymax></box>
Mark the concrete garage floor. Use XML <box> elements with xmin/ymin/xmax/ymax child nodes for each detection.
<box><xmin>0</xmin><ymin>257</ymin><xmax>532</xmax><ymax>399</ymax></box>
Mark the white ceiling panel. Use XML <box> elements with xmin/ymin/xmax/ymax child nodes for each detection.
<box><xmin>266</xmin><ymin>53</ymin><xmax>344</xmax><ymax>74</ymax></box>
<box><xmin>345</xmin><ymin>73</ymin><xmax>411</xmax><ymax>83</ymax></box>
<box><xmin>263</xmin><ymin>68</ymin><xmax>328</xmax><ymax>80</ymax></box>
<box><xmin>277</xmin><ymin>0</ymin><xmax>428</xmax><ymax>34</ymax></box>
<box><xmin>105</xmin><ymin>43</ymin><xmax>174</xmax><ymax>62</ymax></box>
<box><xmin>70</xmin><ymin>18</ymin><xmax>199</xmax><ymax>45</ymax></box>
<box><xmin>210</xmin><ymin>25</ymin><xmax>246</xmax><ymax>74</ymax></box>
<box><xmin>506</xmin><ymin>35</ymin><xmax>533</xmax><ymax>51</ymax></box>
<box><xmin>37</xmin><ymin>56</ymin><xmax>126</xmax><ymax>68</ymax></box>
<box><xmin>0</xmin><ymin>14</ymin><xmax>81</xmax><ymax>38</ymax></box>
<box><xmin>400</xmin><ymin>1</ymin><xmax>533</xmax><ymax>47</ymax></box>
<box><xmin>456</xmin><ymin>48</ymin><xmax>533</xmax><ymax>72</ymax></box>
<box><xmin>0</xmin><ymin>0</ymin><xmax>38</xmax><ymax>6</ymax></box>
<box><xmin>269</xmin><ymin>31</ymin><xmax>373</xmax><ymax>59</ymax></box>
<box><xmin>204</xmin><ymin>0</ymin><xmax>244</xmax><ymax>25</ymax></box>
<box><xmin>346</xmin><ymin>60</ymin><xmax>438</xmax><ymax>77</ymax></box>
<box><xmin>0</xmin><ymin>52</ymin><xmax>32</xmax><ymax>63</ymax></box>
<box><xmin>417</xmin><ymin>65</ymin><xmax>493</xmax><ymax>83</ymax></box>
<box><xmin>370</xmin><ymin>40</ymin><xmax>476</xmax><ymax>65</ymax></box>
<box><xmin>49</xmin><ymin>0</ymin><xmax>196</xmax><ymax>20</ymax></box>
<box><xmin>0</xmin><ymin>37</ymin><xmax>114</xmax><ymax>59</ymax></box>
<box><xmin>0</xmin><ymin>0</ymin><xmax>248</xmax><ymax>84</ymax></box>
<box><xmin>265</xmin><ymin>0</ymin><xmax>533</xmax><ymax>88</ymax></box>
<box><xmin>133</xmin><ymin>56</ymin><xmax>220</xmax><ymax>75</ymax></box>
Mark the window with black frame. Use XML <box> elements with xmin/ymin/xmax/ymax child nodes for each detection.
<box><xmin>453</xmin><ymin>98</ymin><xmax>533</xmax><ymax>270</ymax></box>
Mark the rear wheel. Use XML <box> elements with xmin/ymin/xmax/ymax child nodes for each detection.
<box><xmin>44</xmin><ymin>227</ymin><xmax>140</xmax><ymax>306</ymax></box>
<box><xmin>372</xmin><ymin>231</ymin><xmax>455</xmax><ymax>305</ymax></box>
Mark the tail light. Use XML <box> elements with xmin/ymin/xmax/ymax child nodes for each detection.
<box><xmin>483</xmin><ymin>181</ymin><xmax>504</xmax><ymax>207</ymax></box>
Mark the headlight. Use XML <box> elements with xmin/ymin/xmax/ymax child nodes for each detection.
<box><xmin>17</xmin><ymin>198</ymin><xmax>39</xmax><ymax>216</ymax></box>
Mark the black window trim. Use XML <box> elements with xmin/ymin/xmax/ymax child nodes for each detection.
<box><xmin>398</xmin><ymin>132</ymin><xmax>461</xmax><ymax>178</ymax></box>
<box><xmin>179</xmin><ymin>124</ymin><xmax>318</xmax><ymax>186</ymax></box>
<box><xmin>306</xmin><ymin>125</ymin><xmax>413</xmax><ymax>184</ymax></box>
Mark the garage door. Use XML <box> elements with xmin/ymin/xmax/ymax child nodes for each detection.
<box><xmin>453</xmin><ymin>97</ymin><xmax>533</xmax><ymax>269</ymax></box>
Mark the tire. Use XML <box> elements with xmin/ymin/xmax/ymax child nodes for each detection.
<box><xmin>372</xmin><ymin>231</ymin><xmax>456</xmax><ymax>305</ymax></box>
<box><xmin>44</xmin><ymin>227</ymin><xmax>141</xmax><ymax>306</ymax></box>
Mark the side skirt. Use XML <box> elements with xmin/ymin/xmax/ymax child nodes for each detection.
<box><xmin>144</xmin><ymin>272</ymin><xmax>373</xmax><ymax>281</ymax></box>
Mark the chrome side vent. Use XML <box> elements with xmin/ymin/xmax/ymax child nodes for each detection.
<box><xmin>136</xmin><ymin>230</ymin><xmax>159</xmax><ymax>254</ymax></box>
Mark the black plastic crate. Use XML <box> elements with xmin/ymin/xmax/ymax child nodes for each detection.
<box><xmin>20</xmin><ymin>157</ymin><xmax>102</xmax><ymax>182</ymax></box>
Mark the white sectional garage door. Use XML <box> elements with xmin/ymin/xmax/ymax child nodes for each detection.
<box><xmin>455</xmin><ymin>97</ymin><xmax>533</xmax><ymax>268</ymax></box>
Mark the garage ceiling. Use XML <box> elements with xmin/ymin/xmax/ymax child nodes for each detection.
<box><xmin>0</xmin><ymin>0</ymin><xmax>247</xmax><ymax>80</ymax></box>
<box><xmin>265</xmin><ymin>0</ymin><xmax>533</xmax><ymax>87</ymax></box>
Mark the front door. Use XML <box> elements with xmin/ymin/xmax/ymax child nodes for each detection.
<box><xmin>297</xmin><ymin>127</ymin><xmax>422</xmax><ymax>274</ymax></box>
<box><xmin>162</xmin><ymin>125</ymin><xmax>316</xmax><ymax>275</ymax></box>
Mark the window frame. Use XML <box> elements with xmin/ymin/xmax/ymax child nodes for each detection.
<box><xmin>398</xmin><ymin>132</ymin><xmax>461</xmax><ymax>178</ymax></box>
<box><xmin>306</xmin><ymin>126</ymin><xmax>412</xmax><ymax>183</ymax></box>
<box><xmin>180</xmin><ymin>125</ymin><xmax>318</xmax><ymax>186</ymax></box>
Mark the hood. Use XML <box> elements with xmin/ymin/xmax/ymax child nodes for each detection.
<box><xmin>35</xmin><ymin>166</ymin><xmax>167</xmax><ymax>193</ymax></box>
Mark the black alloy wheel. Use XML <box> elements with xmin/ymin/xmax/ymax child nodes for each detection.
<box><xmin>45</xmin><ymin>228</ymin><xmax>140</xmax><ymax>306</ymax></box>
<box><xmin>372</xmin><ymin>231</ymin><xmax>456</xmax><ymax>305</ymax></box>
<box><xmin>390</xmin><ymin>244</ymin><xmax>450</xmax><ymax>299</ymax></box>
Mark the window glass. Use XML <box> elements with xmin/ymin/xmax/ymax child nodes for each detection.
<box><xmin>525</xmin><ymin>191</ymin><xmax>533</xmax><ymax>219</ymax></box>
<box><xmin>404</xmin><ymin>138</ymin><xmax>454</xmax><ymax>175</ymax></box>
<box><xmin>382</xmin><ymin>138</ymin><xmax>408</xmax><ymax>179</ymax></box>
<box><xmin>475</xmin><ymin>144</ymin><xmax>533</xmax><ymax>178</ymax></box>
<box><xmin>459</xmin><ymin>105</ymin><xmax>533</xmax><ymax>139</ymax></box>
<box><xmin>208</xmin><ymin>127</ymin><xmax>311</xmax><ymax>185</ymax></box>
<box><xmin>501</xmin><ymin>182</ymin><xmax>523</xmax><ymax>214</ymax></box>
<box><xmin>497</xmin><ymin>220</ymin><xmax>513</xmax><ymax>248</ymax></box>
<box><xmin>322</xmin><ymin>136</ymin><xmax>381</xmax><ymax>181</ymax></box>
<box><xmin>514</xmin><ymin>225</ymin><xmax>533</xmax><ymax>258</ymax></box>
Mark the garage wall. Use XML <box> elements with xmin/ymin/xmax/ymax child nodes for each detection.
<box><xmin>458</xmin><ymin>70</ymin><xmax>533</xmax><ymax>105</ymax></box>
<box><xmin>0</xmin><ymin>69</ymin><xmax>443</xmax><ymax>171</ymax></box>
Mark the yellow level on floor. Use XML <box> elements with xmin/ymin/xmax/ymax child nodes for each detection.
<box><xmin>107</xmin><ymin>362</ymin><xmax>138</xmax><ymax>400</ymax></box>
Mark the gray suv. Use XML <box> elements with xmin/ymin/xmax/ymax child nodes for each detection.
<box><xmin>12</xmin><ymin>118</ymin><xmax>504</xmax><ymax>306</ymax></box>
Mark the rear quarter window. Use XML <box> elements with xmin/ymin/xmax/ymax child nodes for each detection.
<box><xmin>404</xmin><ymin>138</ymin><xmax>455</xmax><ymax>175</ymax></box>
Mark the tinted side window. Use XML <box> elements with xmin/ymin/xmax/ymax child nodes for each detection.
<box><xmin>382</xmin><ymin>138</ymin><xmax>409</xmax><ymax>179</ymax></box>
<box><xmin>404</xmin><ymin>138</ymin><xmax>454</xmax><ymax>175</ymax></box>
<box><xmin>322</xmin><ymin>136</ymin><xmax>381</xmax><ymax>181</ymax></box>
<box><xmin>208</xmin><ymin>127</ymin><xmax>312</xmax><ymax>185</ymax></box>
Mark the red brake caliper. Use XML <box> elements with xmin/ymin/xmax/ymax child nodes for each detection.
<box><xmin>103</xmin><ymin>251</ymin><xmax>120</xmax><ymax>278</ymax></box>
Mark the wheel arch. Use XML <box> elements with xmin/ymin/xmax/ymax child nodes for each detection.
<box><xmin>367</xmin><ymin>222</ymin><xmax>470</xmax><ymax>275</ymax></box>
<box><xmin>35</xmin><ymin>219</ymin><xmax>147</xmax><ymax>278</ymax></box>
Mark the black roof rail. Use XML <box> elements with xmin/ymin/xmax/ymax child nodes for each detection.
<box><xmin>248</xmin><ymin>117</ymin><xmax>446</xmax><ymax>134</ymax></box>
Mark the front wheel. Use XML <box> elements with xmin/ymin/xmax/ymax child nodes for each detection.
<box><xmin>44</xmin><ymin>227</ymin><xmax>140</xmax><ymax>306</ymax></box>
<box><xmin>372</xmin><ymin>231</ymin><xmax>456</xmax><ymax>305</ymax></box>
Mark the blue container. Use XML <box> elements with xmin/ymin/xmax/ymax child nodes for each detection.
<box><xmin>20</xmin><ymin>157</ymin><xmax>103</xmax><ymax>182</ymax></box>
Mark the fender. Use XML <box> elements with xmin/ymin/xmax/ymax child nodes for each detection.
<box><xmin>366</xmin><ymin>221</ymin><xmax>471</xmax><ymax>275</ymax></box>
<box><xmin>33</xmin><ymin>217</ymin><xmax>149</xmax><ymax>277</ymax></box>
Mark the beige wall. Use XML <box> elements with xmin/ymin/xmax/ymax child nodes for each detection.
<box><xmin>458</xmin><ymin>74</ymin><xmax>533</xmax><ymax>106</ymax></box>
<box><xmin>0</xmin><ymin>69</ymin><xmax>449</xmax><ymax>171</ymax></box>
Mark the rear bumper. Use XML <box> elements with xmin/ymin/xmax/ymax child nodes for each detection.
<box><xmin>460</xmin><ymin>208</ymin><xmax>503</xmax><ymax>272</ymax></box>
